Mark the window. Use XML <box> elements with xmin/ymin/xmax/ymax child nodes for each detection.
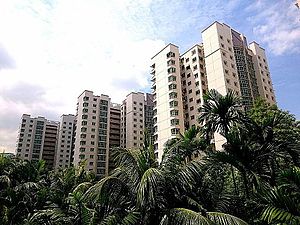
<box><xmin>167</xmin><ymin>67</ymin><xmax>176</xmax><ymax>74</ymax></box>
<box><xmin>168</xmin><ymin>75</ymin><xmax>176</xmax><ymax>82</ymax></box>
<box><xmin>171</xmin><ymin>128</ymin><xmax>180</xmax><ymax>135</ymax></box>
<box><xmin>220</xmin><ymin>35</ymin><xmax>223</xmax><ymax>40</ymax></box>
<box><xmin>191</xmin><ymin>115</ymin><xmax>195</xmax><ymax>120</ymax></box>
<box><xmin>167</xmin><ymin>51</ymin><xmax>175</xmax><ymax>58</ymax></box>
<box><xmin>170</xmin><ymin>119</ymin><xmax>179</xmax><ymax>126</ymax></box>
<box><xmin>189</xmin><ymin>98</ymin><xmax>193</xmax><ymax>102</ymax></box>
<box><xmin>170</xmin><ymin>110</ymin><xmax>179</xmax><ymax>116</ymax></box>
<box><xmin>196</xmin><ymin>99</ymin><xmax>201</xmax><ymax>104</ymax></box>
<box><xmin>188</xmin><ymin>81</ymin><xmax>191</xmax><ymax>86</ymax></box>
<box><xmin>187</xmin><ymin>73</ymin><xmax>191</xmax><ymax>78</ymax></box>
<box><xmin>194</xmin><ymin>73</ymin><xmax>198</xmax><ymax>78</ymax></box>
<box><xmin>186</xmin><ymin>58</ymin><xmax>189</xmax><ymax>63</ymax></box>
<box><xmin>188</xmin><ymin>89</ymin><xmax>192</xmax><ymax>94</ymax></box>
<box><xmin>167</xmin><ymin>59</ymin><xmax>175</xmax><ymax>66</ymax></box>
<box><xmin>190</xmin><ymin>106</ymin><xmax>194</xmax><ymax>111</ymax></box>
<box><xmin>196</xmin><ymin>90</ymin><xmax>200</xmax><ymax>95</ymax></box>
<box><xmin>169</xmin><ymin>84</ymin><xmax>177</xmax><ymax>90</ymax></box>
<box><xmin>169</xmin><ymin>92</ymin><xmax>177</xmax><ymax>99</ymax></box>
<box><xmin>169</xmin><ymin>101</ymin><xmax>178</xmax><ymax>107</ymax></box>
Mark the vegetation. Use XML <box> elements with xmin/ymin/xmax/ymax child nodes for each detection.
<box><xmin>1</xmin><ymin>89</ymin><xmax>299</xmax><ymax>224</ymax></box>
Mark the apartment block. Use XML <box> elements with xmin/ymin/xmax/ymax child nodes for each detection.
<box><xmin>151</xmin><ymin>21</ymin><xmax>276</xmax><ymax>157</ymax></box>
<box><xmin>180</xmin><ymin>44</ymin><xmax>208</xmax><ymax>129</ymax></box>
<box><xmin>55</xmin><ymin>114</ymin><xmax>75</xmax><ymax>169</ymax></box>
<box><xmin>151</xmin><ymin>44</ymin><xmax>185</xmax><ymax>160</ymax></box>
<box><xmin>109</xmin><ymin>104</ymin><xmax>121</xmax><ymax>148</ymax></box>
<box><xmin>144</xmin><ymin>93</ymin><xmax>155</xmax><ymax>141</ymax></box>
<box><xmin>73</xmin><ymin>90</ymin><xmax>112</xmax><ymax>178</ymax></box>
<box><xmin>108</xmin><ymin>103</ymin><xmax>121</xmax><ymax>172</ymax></box>
<box><xmin>120</xmin><ymin>92</ymin><xmax>153</xmax><ymax>149</ymax></box>
<box><xmin>16</xmin><ymin>114</ymin><xmax>59</xmax><ymax>169</ymax></box>
<box><xmin>249</xmin><ymin>42</ymin><xmax>276</xmax><ymax>105</ymax></box>
<box><xmin>202</xmin><ymin>21</ymin><xmax>275</xmax><ymax>108</ymax></box>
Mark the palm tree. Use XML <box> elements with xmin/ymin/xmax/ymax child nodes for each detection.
<box><xmin>259</xmin><ymin>167</ymin><xmax>300</xmax><ymax>224</ymax></box>
<box><xmin>81</xmin><ymin>132</ymin><xmax>249</xmax><ymax>225</ymax></box>
<box><xmin>199</xmin><ymin>89</ymin><xmax>242</xmax><ymax>137</ymax></box>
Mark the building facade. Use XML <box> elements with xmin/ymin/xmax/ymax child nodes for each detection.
<box><xmin>151</xmin><ymin>21</ymin><xmax>276</xmax><ymax>158</ymax></box>
<box><xmin>55</xmin><ymin>114</ymin><xmax>75</xmax><ymax>169</ymax></box>
<box><xmin>73</xmin><ymin>90</ymin><xmax>111</xmax><ymax>178</ymax></box>
<box><xmin>16</xmin><ymin>114</ymin><xmax>59</xmax><ymax>169</ymax></box>
<box><xmin>180</xmin><ymin>44</ymin><xmax>208</xmax><ymax>129</ymax></box>
<box><xmin>151</xmin><ymin>44</ymin><xmax>185</xmax><ymax>160</ymax></box>
<box><xmin>120</xmin><ymin>92</ymin><xmax>153</xmax><ymax>149</ymax></box>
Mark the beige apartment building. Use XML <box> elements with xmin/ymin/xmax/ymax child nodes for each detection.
<box><xmin>151</xmin><ymin>44</ymin><xmax>185</xmax><ymax>160</ymax></box>
<box><xmin>120</xmin><ymin>92</ymin><xmax>154</xmax><ymax>149</ymax></box>
<box><xmin>54</xmin><ymin>114</ymin><xmax>75</xmax><ymax>169</ymax></box>
<box><xmin>73</xmin><ymin>90</ymin><xmax>121</xmax><ymax>178</ymax></box>
<box><xmin>180</xmin><ymin>44</ymin><xmax>208</xmax><ymax>129</ymax></box>
<box><xmin>108</xmin><ymin>103</ymin><xmax>121</xmax><ymax>172</ymax></box>
<box><xmin>16</xmin><ymin>114</ymin><xmax>59</xmax><ymax>169</ymax></box>
<box><xmin>202</xmin><ymin>22</ymin><xmax>275</xmax><ymax>108</ymax></box>
<box><xmin>151</xmin><ymin>21</ymin><xmax>276</xmax><ymax>157</ymax></box>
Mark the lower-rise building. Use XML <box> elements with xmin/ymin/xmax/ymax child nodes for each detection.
<box><xmin>55</xmin><ymin>114</ymin><xmax>75</xmax><ymax>169</ymax></box>
<box><xmin>120</xmin><ymin>92</ymin><xmax>154</xmax><ymax>149</ymax></box>
<box><xmin>16</xmin><ymin>114</ymin><xmax>59</xmax><ymax>169</ymax></box>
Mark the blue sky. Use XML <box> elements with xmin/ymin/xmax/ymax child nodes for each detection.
<box><xmin>0</xmin><ymin>0</ymin><xmax>299</xmax><ymax>152</ymax></box>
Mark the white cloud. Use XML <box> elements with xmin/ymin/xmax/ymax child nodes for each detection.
<box><xmin>0</xmin><ymin>0</ymin><xmax>240</xmax><ymax>153</ymax></box>
<box><xmin>247</xmin><ymin>0</ymin><xmax>300</xmax><ymax>55</ymax></box>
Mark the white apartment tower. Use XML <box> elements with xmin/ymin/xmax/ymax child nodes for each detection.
<box><xmin>16</xmin><ymin>114</ymin><xmax>59</xmax><ymax>169</ymax></box>
<box><xmin>151</xmin><ymin>21</ymin><xmax>276</xmax><ymax>157</ymax></box>
<box><xmin>73</xmin><ymin>90</ymin><xmax>111</xmax><ymax>178</ymax></box>
<box><xmin>120</xmin><ymin>92</ymin><xmax>151</xmax><ymax>149</ymax></box>
<box><xmin>55</xmin><ymin>114</ymin><xmax>75</xmax><ymax>169</ymax></box>
<box><xmin>180</xmin><ymin>44</ymin><xmax>208</xmax><ymax>129</ymax></box>
<box><xmin>202</xmin><ymin>22</ymin><xmax>275</xmax><ymax>108</ymax></box>
<box><xmin>151</xmin><ymin>44</ymin><xmax>185</xmax><ymax>160</ymax></box>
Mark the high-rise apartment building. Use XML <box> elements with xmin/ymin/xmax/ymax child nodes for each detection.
<box><xmin>151</xmin><ymin>21</ymin><xmax>276</xmax><ymax>158</ymax></box>
<box><xmin>16</xmin><ymin>114</ymin><xmax>59</xmax><ymax>169</ymax></box>
<box><xmin>55</xmin><ymin>114</ymin><xmax>75</xmax><ymax>169</ymax></box>
<box><xmin>180</xmin><ymin>44</ymin><xmax>208</xmax><ymax>129</ymax></box>
<box><xmin>151</xmin><ymin>44</ymin><xmax>185</xmax><ymax>160</ymax></box>
<box><xmin>73</xmin><ymin>90</ymin><xmax>114</xmax><ymax>178</ymax></box>
<box><xmin>108</xmin><ymin>103</ymin><xmax>121</xmax><ymax>172</ymax></box>
<box><xmin>109</xmin><ymin>104</ymin><xmax>121</xmax><ymax>148</ymax></box>
<box><xmin>202</xmin><ymin>22</ymin><xmax>275</xmax><ymax>109</ymax></box>
<box><xmin>144</xmin><ymin>93</ymin><xmax>155</xmax><ymax>140</ymax></box>
<box><xmin>248</xmin><ymin>42</ymin><xmax>276</xmax><ymax>105</ymax></box>
<box><xmin>120</xmin><ymin>92</ymin><xmax>153</xmax><ymax>149</ymax></box>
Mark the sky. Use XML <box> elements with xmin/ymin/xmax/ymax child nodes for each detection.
<box><xmin>0</xmin><ymin>0</ymin><xmax>299</xmax><ymax>153</ymax></box>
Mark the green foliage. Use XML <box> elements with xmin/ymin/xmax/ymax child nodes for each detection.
<box><xmin>1</xmin><ymin>90</ymin><xmax>299</xmax><ymax>224</ymax></box>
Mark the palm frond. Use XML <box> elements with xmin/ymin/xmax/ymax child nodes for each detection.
<box><xmin>207</xmin><ymin>212</ymin><xmax>249</xmax><ymax>225</ymax></box>
<box><xmin>137</xmin><ymin>168</ymin><xmax>164</xmax><ymax>208</ymax></box>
